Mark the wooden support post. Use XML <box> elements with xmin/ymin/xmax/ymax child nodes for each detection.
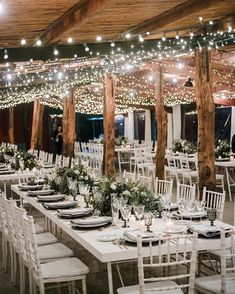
<box><xmin>8</xmin><ymin>107</ymin><xmax>14</xmax><ymax>144</ymax></box>
<box><xmin>62</xmin><ymin>88</ymin><xmax>76</xmax><ymax>157</ymax></box>
<box><xmin>31</xmin><ymin>99</ymin><xmax>44</xmax><ymax>150</ymax></box>
<box><xmin>103</xmin><ymin>74</ymin><xmax>117</xmax><ymax>176</ymax></box>
<box><xmin>155</xmin><ymin>65</ymin><xmax>167</xmax><ymax>180</ymax></box>
<box><xmin>195</xmin><ymin>47</ymin><xmax>216</xmax><ymax>197</ymax></box>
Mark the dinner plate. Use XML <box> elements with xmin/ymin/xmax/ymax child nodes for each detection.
<box><xmin>71</xmin><ymin>216</ymin><xmax>112</xmax><ymax>226</ymax></box>
<box><xmin>37</xmin><ymin>195</ymin><xmax>65</xmax><ymax>202</ymax></box>
<box><xmin>97</xmin><ymin>233</ymin><xmax>118</xmax><ymax>242</ymax></box>
<box><xmin>176</xmin><ymin>211</ymin><xmax>207</xmax><ymax>219</ymax></box>
<box><xmin>42</xmin><ymin>164</ymin><xmax>55</xmax><ymax>169</ymax></box>
<box><xmin>0</xmin><ymin>167</ymin><xmax>10</xmax><ymax>171</ymax></box>
<box><xmin>0</xmin><ymin>170</ymin><xmax>15</xmax><ymax>175</ymax></box>
<box><xmin>123</xmin><ymin>230</ymin><xmax>159</xmax><ymax>244</ymax></box>
<box><xmin>18</xmin><ymin>184</ymin><xmax>43</xmax><ymax>191</ymax></box>
<box><xmin>162</xmin><ymin>225</ymin><xmax>187</xmax><ymax>234</ymax></box>
<box><xmin>28</xmin><ymin>189</ymin><xmax>55</xmax><ymax>196</ymax></box>
<box><xmin>71</xmin><ymin>221</ymin><xmax>110</xmax><ymax>229</ymax></box>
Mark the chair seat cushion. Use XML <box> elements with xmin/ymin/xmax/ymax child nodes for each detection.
<box><xmin>117</xmin><ymin>281</ymin><xmax>183</xmax><ymax>294</ymax></box>
<box><xmin>41</xmin><ymin>257</ymin><xmax>89</xmax><ymax>280</ymax></box>
<box><xmin>34</xmin><ymin>223</ymin><xmax>44</xmax><ymax>234</ymax></box>
<box><xmin>38</xmin><ymin>243</ymin><xmax>73</xmax><ymax>261</ymax></box>
<box><xmin>36</xmin><ymin>232</ymin><xmax>57</xmax><ymax>246</ymax></box>
<box><xmin>195</xmin><ymin>273</ymin><xmax>235</xmax><ymax>294</ymax></box>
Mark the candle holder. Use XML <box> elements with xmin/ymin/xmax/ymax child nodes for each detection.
<box><xmin>144</xmin><ymin>212</ymin><xmax>153</xmax><ymax>232</ymax></box>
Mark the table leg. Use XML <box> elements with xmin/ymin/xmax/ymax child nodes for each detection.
<box><xmin>107</xmin><ymin>262</ymin><xmax>114</xmax><ymax>294</ymax></box>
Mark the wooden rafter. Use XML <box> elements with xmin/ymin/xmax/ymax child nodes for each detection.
<box><xmin>37</xmin><ymin>0</ymin><xmax>117</xmax><ymax>45</ymax></box>
<box><xmin>129</xmin><ymin>0</ymin><xmax>222</xmax><ymax>35</ymax></box>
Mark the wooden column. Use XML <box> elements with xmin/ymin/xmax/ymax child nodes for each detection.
<box><xmin>155</xmin><ymin>65</ymin><xmax>167</xmax><ymax>180</ymax></box>
<box><xmin>31</xmin><ymin>99</ymin><xmax>44</xmax><ymax>150</ymax></box>
<box><xmin>8</xmin><ymin>107</ymin><xmax>14</xmax><ymax>144</ymax></box>
<box><xmin>62</xmin><ymin>88</ymin><xmax>76</xmax><ymax>157</ymax></box>
<box><xmin>195</xmin><ymin>47</ymin><xmax>216</xmax><ymax>197</ymax></box>
<box><xmin>103</xmin><ymin>74</ymin><xmax>117</xmax><ymax>176</ymax></box>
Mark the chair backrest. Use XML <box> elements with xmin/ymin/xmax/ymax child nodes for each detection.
<box><xmin>47</xmin><ymin>153</ymin><xmax>53</xmax><ymax>164</ymax></box>
<box><xmin>23</xmin><ymin>214</ymin><xmax>42</xmax><ymax>278</ymax></box>
<box><xmin>220</xmin><ymin>227</ymin><xmax>235</xmax><ymax>293</ymax></box>
<box><xmin>62</xmin><ymin>156</ymin><xmax>70</xmax><ymax>167</ymax></box>
<box><xmin>155</xmin><ymin>178</ymin><xmax>173</xmax><ymax>198</ymax></box>
<box><xmin>13</xmin><ymin>202</ymin><xmax>28</xmax><ymax>262</ymax></box>
<box><xmin>166</xmin><ymin>152</ymin><xmax>176</xmax><ymax>168</ymax></box>
<box><xmin>202</xmin><ymin>187</ymin><xmax>225</xmax><ymax>221</ymax></box>
<box><xmin>1</xmin><ymin>196</ymin><xmax>15</xmax><ymax>244</ymax></box>
<box><xmin>138</xmin><ymin>175</ymin><xmax>153</xmax><ymax>189</ymax></box>
<box><xmin>123</xmin><ymin>170</ymin><xmax>136</xmax><ymax>182</ymax></box>
<box><xmin>179</xmin><ymin>153</ymin><xmax>190</xmax><ymax>171</ymax></box>
<box><xmin>55</xmin><ymin>154</ymin><xmax>62</xmax><ymax>166</ymax></box>
<box><xmin>176</xmin><ymin>182</ymin><xmax>196</xmax><ymax>202</ymax></box>
<box><xmin>137</xmin><ymin>233</ymin><xmax>198</xmax><ymax>294</ymax></box>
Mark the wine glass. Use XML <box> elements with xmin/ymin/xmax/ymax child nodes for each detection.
<box><xmin>19</xmin><ymin>159</ymin><xmax>24</xmax><ymax>172</ymax></box>
<box><xmin>186</xmin><ymin>200</ymin><xmax>196</xmax><ymax>213</ymax></box>
<box><xmin>133</xmin><ymin>204</ymin><xmax>145</xmax><ymax>221</ymax></box>
<box><xmin>111</xmin><ymin>197</ymin><xmax>120</xmax><ymax>224</ymax></box>
<box><xmin>67</xmin><ymin>177</ymin><xmax>77</xmax><ymax>201</ymax></box>
<box><xmin>196</xmin><ymin>200</ymin><xmax>206</xmax><ymax>212</ymax></box>
<box><xmin>120</xmin><ymin>204</ymin><xmax>132</xmax><ymax>228</ymax></box>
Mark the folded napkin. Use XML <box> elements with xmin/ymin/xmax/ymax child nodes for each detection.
<box><xmin>188</xmin><ymin>223</ymin><xmax>221</xmax><ymax>237</ymax></box>
<box><xmin>124</xmin><ymin>230</ymin><xmax>156</xmax><ymax>242</ymax></box>
<box><xmin>57</xmin><ymin>207</ymin><xmax>93</xmax><ymax>216</ymax></box>
<box><xmin>37</xmin><ymin>194</ymin><xmax>65</xmax><ymax>201</ymax></box>
<box><xmin>71</xmin><ymin>216</ymin><xmax>112</xmax><ymax>226</ymax></box>
<box><xmin>43</xmin><ymin>201</ymin><xmax>76</xmax><ymax>209</ymax></box>
<box><xmin>29</xmin><ymin>189</ymin><xmax>54</xmax><ymax>196</ymax></box>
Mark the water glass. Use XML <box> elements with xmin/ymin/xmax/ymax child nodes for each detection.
<box><xmin>133</xmin><ymin>204</ymin><xmax>145</xmax><ymax>221</ymax></box>
<box><xmin>144</xmin><ymin>212</ymin><xmax>153</xmax><ymax>232</ymax></box>
<box><xmin>120</xmin><ymin>204</ymin><xmax>132</xmax><ymax>228</ymax></box>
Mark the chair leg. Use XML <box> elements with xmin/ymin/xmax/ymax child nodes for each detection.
<box><xmin>82</xmin><ymin>278</ymin><xmax>87</xmax><ymax>294</ymax></box>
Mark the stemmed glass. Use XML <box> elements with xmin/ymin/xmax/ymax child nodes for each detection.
<box><xmin>79</xmin><ymin>184</ymin><xmax>90</xmax><ymax>207</ymax></box>
<box><xmin>120</xmin><ymin>204</ymin><xmax>132</xmax><ymax>228</ymax></box>
<box><xmin>19</xmin><ymin>159</ymin><xmax>24</xmax><ymax>172</ymax></box>
<box><xmin>186</xmin><ymin>200</ymin><xmax>196</xmax><ymax>213</ymax></box>
<box><xmin>133</xmin><ymin>204</ymin><xmax>145</xmax><ymax>221</ymax></box>
<box><xmin>144</xmin><ymin>212</ymin><xmax>153</xmax><ymax>232</ymax></box>
<box><xmin>111</xmin><ymin>196</ymin><xmax>120</xmax><ymax>224</ymax></box>
<box><xmin>67</xmin><ymin>177</ymin><xmax>77</xmax><ymax>201</ymax></box>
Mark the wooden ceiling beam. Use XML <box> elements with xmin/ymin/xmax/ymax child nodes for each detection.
<box><xmin>37</xmin><ymin>0</ymin><xmax>117</xmax><ymax>45</ymax></box>
<box><xmin>128</xmin><ymin>0</ymin><xmax>222</xmax><ymax>35</ymax></box>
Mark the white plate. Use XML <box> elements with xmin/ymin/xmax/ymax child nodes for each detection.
<box><xmin>162</xmin><ymin>225</ymin><xmax>187</xmax><ymax>234</ymax></box>
<box><xmin>43</xmin><ymin>201</ymin><xmax>77</xmax><ymax>209</ymax></box>
<box><xmin>97</xmin><ymin>233</ymin><xmax>118</xmax><ymax>242</ymax></box>
<box><xmin>57</xmin><ymin>207</ymin><xmax>93</xmax><ymax>216</ymax></box>
<box><xmin>178</xmin><ymin>211</ymin><xmax>207</xmax><ymax>219</ymax></box>
<box><xmin>0</xmin><ymin>170</ymin><xmax>15</xmax><ymax>175</ymax></box>
<box><xmin>71</xmin><ymin>220</ymin><xmax>110</xmax><ymax>229</ymax></box>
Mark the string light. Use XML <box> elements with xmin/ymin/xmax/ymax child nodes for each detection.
<box><xmin>21</xmin><ymin>39</ymin><xmax>26</xmax><ymax>45</ymax></box>
<box><xmin>67</xmin><ymin>37</ymin><xmax>73</xmax><ymax>44</ymax></box>
<box><xmin>36</xmin><ymin>39</ymin><xmax>42</xmax><ymax>46</ymax></box>
<box><xmin>96</xmin><ymin>36</ymin><xmax>102</xmax><ymax>42</ymax></box>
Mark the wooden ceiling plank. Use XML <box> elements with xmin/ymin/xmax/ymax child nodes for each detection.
<box><xmin>129</xmin><ymin>0</ymin><xmax>222</xmax><ymax>35</ymax></box>
<box><xmin>37</xmin><ymin>0</ymin><xmax>117</xmax><ymax>45</ymax></box>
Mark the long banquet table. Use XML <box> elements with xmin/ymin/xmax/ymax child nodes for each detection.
<box><xmin>11</xmin><ymin>184</ymin><xmax>233</xmax><ymax>294</ymax></box>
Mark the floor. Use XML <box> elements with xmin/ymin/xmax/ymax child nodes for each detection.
<box><xmin>0</xmin><ymin>190</ymin><xmax>234</xmax><ymax>294</ymax></box>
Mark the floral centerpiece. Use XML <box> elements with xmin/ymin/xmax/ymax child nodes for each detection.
<box><xmin>0</xmin><ymin>147</ymin><xmax>37</xmax><ymax>170</ymax></box>
<box><xmin>11</xmin><ymin>150</ymin><xmax>38</xmax><ymax>170</ymax></box>
<box><xmin>215</xmin><ymin>140</ymin><xmax>230</xmax><ymax>159</ymax></box>
<box><xmin>0</xmin><ymin>147</ymin><xmax>16</xmax><ymax>164</ymax></box>
<box><xmin>115</xmin><ymin>136</ymin><xmax>128</xmax><ymax>147</ymax></box>
<box><xmin>92</xmin><ymin>176</ymin><xmax>156</xmax><ymax>216</ymax></box>
<box><xmin>172</xmin><ymin>139</ymin><xmax>196</xmax><ymax>154</ymax></box>
<box><xmin>49</xmin><ymin>164</ymin><xmax>94</xmax><ymax>195</ymax></box>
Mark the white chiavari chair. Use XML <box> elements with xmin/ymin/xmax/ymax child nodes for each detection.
<box><xmin>137</xmin><ymin>175</ymin><xmax>154</xmax><ymax>191</ymax></box>
<box><xmin>226</xmin><ymin>167</ymin><xmax>235</xmax><ymax>202</ymax></box>
<box><xmin>154</xmin><ymin>178</ymin><xmax>173</xmax><ymax>200</ymax></box>
<box><xmin>117</xmin><ymin>233</ymin><xmax>198</xmax><ymax>294</ymax></box>
<box><xmin>123</xmin><ymin>170</ymin><xmax>136</xmax><ymax>182</ymax></box>
<box><xmin>178</xmin><ymin>153</ymin><xmax>198</xmax><ymax>186</ymax></box>
<box><xmin>202</xmin><ymin>187</ymin><xmax>226</xmax><ymax>222</ymax></box>
<box><xmin>23</xmin><ymin>214</ymin><xmax>89</xmax><ymax>294</ymax></box>
<box><xmin>55</xmin><ymin>154</ymin><xmax>62</xmax><ymax>166</ymax></box>
<box><xmin>47</xmin><ymin>153</ymin><xmax>53</xmax><ymax>165</ymax></box>
<box><xmin>165</xmin><ymin>152</ymin><xmax>181</xmax><ymax>181</ymax></box>
<box><xmin>130</xmin><ymin>147</ymin><xmax>144</xmax><ymax>173</ymax></box>
<box><xmin>62</xmin><ymin>156</ymin><xmax>70</xmax><ymax>167</ymax></box>
<box><xmin>13</xmin><ymin>202</ymin><xmax>75</xmax><ymax>294</ymax></box>
<box><xmin>196</xmin><ymin>227</ymin><xmax>235</xmax><ymax>293</ymax></box>
<box><xmin>176</xmin><ymin>181</ymin><xmax>196</xmax><ymax>202</ymax></box>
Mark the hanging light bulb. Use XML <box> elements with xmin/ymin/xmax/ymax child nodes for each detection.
<box><xmin>53</xmin><ymin>47</ymin><xmax>59</xmax><ymax>56</ymax></box>
<box><xmin>162</xmin><ymin>33</ymin><xmax>166</xmax><ymax>41</ymax></box>
<box><xmin>21</xmin><ymin>39</ymin><xmax>26</xmax><ymax>45</ymax></box>
<box><xmin>138</xmin><ymin>35</ymin><xmax>144</xmax><ymax>42</ymax></box>
<box><xmin>96</xmin><ymin>35</ymin><xmax>102</xmax><ymax>41</ymax></box>
<box><xmin>4</xmin><ymin>49</ymin><xmax>8</xmax><ymax>60</ymax></box>
<box><xmin>67</xmin><ymin>37</ymin><xmax>73</xmax><ymax>43</ymax></box>
<box><xmin>175</xmin><ymin>31</ymin><xmax>179</xmax><ymax>39</ymax></box>
<box><xmin>125</xmin><ymin>33</ymin><xmax>131</xmax><ymax>39</ymax></box>
<box><xmin>36</xmin><ymin>39</ymin><xmax>42</xmax><ymax>46</ymax></box>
